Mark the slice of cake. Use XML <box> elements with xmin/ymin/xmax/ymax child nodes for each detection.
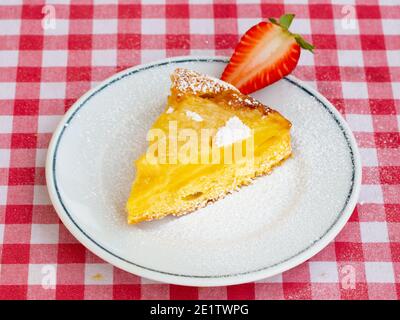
<box><xmin>126</xmin><ymin>68</ymin><xmax>292</xmax><ymax>224</ymax></box>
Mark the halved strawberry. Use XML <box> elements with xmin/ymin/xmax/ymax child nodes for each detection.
<box><xmin>221</xmin><ymin>14</ymin><xmax>314</xmax><ymax>94</ymax></box>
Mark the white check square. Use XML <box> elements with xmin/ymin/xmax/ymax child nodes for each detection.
<box><xmin>28</xmin><ymin>264</ymin><xmax>57</xmax><ymax>287</ymax></box>
<box><xmin>310</xmin><ymin>262</ymin><xmax>339</xmax><ymax>283</ymax></box>
<box><xmin>30</xmin><ymin>224</ymin><xmax>59</xmax><ymax>244</ymax></box>
<box><xmin>298</xmin><ymin>51</ymin><xmax>315</xmax><ymax>66</ymax></box>
<box><xmin>334</xmin><ymin>19</ymin><xmax>359</xmax><ymax>35</ymax></box>
<box><xmin>386</xmin><ymin>50</ymin><xmax>400</xmax><ymax>67</ymax></box>
<box><xmin>45</xmin><ymin>0</ymin><xmax>71</xmax><ymax>3</ymax></box>
<box><xmin>190</xmin><ymin>49</ymin><xmax>216</xmax><ymax>57</ymax></box>
<box><xmin>0</xmin><ymin>20</ymin><xmax>20</xmax><ymax>35</ymax></box>
<box><xmin>0</xmin><ymin>51</ymin><xmax>18</xmax><ymax>67</ymax></box>
<box><xmin>38</xmin><ymin>115</ymin><xmax>61</xmax><ymax>133</ymax></box>
<box><xmin>92</xmin><ymin>50</ymin><xmax>117</xmax><ymax>66</ymax></box>
<box><xmin>190</xmin><ymin>19</ymin><xmax>215</xmax><ymax>34</ymax></box>
<box><xmin>40</xmin><ymin>82</ymin><xmax>66</xmax><ymax>99</ymax></box>
<box><xmin>359</xmin><ymin>185</ymin><xmax>383</xmax><ymax>204</ymax></box>
<box><xmin>141</xmin><ymin>277</ymin><xmax>163</xmax><ymax>284</ymax></box>
<box><xmin>0</xmin><ymin>149</ymin><xmax>11</xmax><ymax>168</ymax></box>
<box><xmin>141</xmin><ymin>50</ymin><xmax>166</xmax><ymax>64</ymax></box>
<box><xmin>188</xmin><ymin>0</ymin><xmax>212</xmax><ymax>3</ymax></box>
<box><xmin>342</xmin><ymin>82</ymin><xmax>368</xmax><ymax>99</ymax></box>
<box><xmin>360</xmin><ymin>222</ymin><xmax>389</xmax><ymax>243</ymax></box>
<box><xmin>0</xmin><ymin>224</ymin><xmax>4</xmax><ymax>244</ymax></box>
<box><xmin>256</xmin><ymin>273</ymin><xmax>283</xmax><ymax>283</ymax></box>
<box><xmin>93</xmin><ymin>19</ymin><xmax>118</xmax><ymax>35</ymax></box>
<box><xmin>139</xmin><ymin>0</ymin><xmax>165</xmax><ymax>3</ymax></box>
<box><xmin>359</xmin><ymin>148</ymin><xmax>378</xmax><ymax>167</ymax></box>
<box><xmin>291</xmin><ymin>18</ymin><xmax>311</xmax><ymax>35</ymax></box>
<box><xmin>331</xmin><ymin>0</ymin><xmax>355</xmax><ymax>3</ymax></box>
<box><xmin>142</xmin><ymin>19</ymin><xmax>165</xmax><ymax>35</ymax></box>
<box><xmin>382</xmin><ymin>19</ymin><xmax>400</xmax><ymax>35</ymax></box>
<box><xmin>346</xmin><ymin>114</ymin><xmax>373</xmax><ymax>132</ymax></box>
<box><xmin>42</xmin><ymin>50</ymin><xmax>68</xmax><ymax>67</ymax></box>
<box><xmin>0</xmin><ymin>186</ymin><xmax>6</xmax><ymax>205</ymax></box>
<box><xmin>378</xmin><ymin>0</ymin><xmax>400</xmax><ymax>4</ymax></box>
<box><xmin>282</xmin><ymin>0</ymin><xmax>308</xmax><ymax>3</ymax></box>
<box><xmin>0</xmin><ymin>116</ymin><xmax>13</xmax><ymax>134</ymax></box>
<box><xmin>2</xmin><ymin>0</ymin><xmax>23</xmax><ymax>4</ymax></box>
<box><xmin>237</xmin><ymin>19</ymin><xmax>259</xmax><ymax>35</ymax></box>
<box><xmin>44</xmin><ymin>19</ymin><xmax>69</xmax><ymax>36</ymax></box>
<box><xmin>85</xmin><ymin>264</ymin><xmax>114</xmax><ymax>285</ymax></box>
<box><xmin>365</xmin><ymin>262</ymin><xmax>395</xmax><ymax>283</ymax></box>
<box><xmin>338</xmin><ymin>50</ymin><xmax>364</xmax><ymax>67</ymax></box>
<box><xmin>0</xmin><ymin>83</ymin><xmax>16</xmax><ymax>99</ymax></box>
<box><xmin>391</xmin><ymin>82</ymin><xmax>400</xmax><ymax>100</ymax></box>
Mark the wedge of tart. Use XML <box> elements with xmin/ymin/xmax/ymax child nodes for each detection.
<box><xmin>126</xmin><ymin>68</ymin><xmax>291</xmax><ymax>224</ymax></box>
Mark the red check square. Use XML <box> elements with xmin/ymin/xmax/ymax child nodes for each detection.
<box><xmin>0</xmin><ymin>285</ymin><xmax>27</xmax><ymax>300</ymax></box>
<box><xmin>8</xmin><ymin>168</ymin><xmax>35</xmax><ymax>185</ymax></box>
<box><xmin>370</xmin><ymin>99</ymin><xmax>396</xmax><ymax>115</ymax></box>
<box><xmin>215</xmin><ymin>34</ymin><xmax>238</xmax><ymax>49</ymax></box>
<box><xmin>14</xmin><ymin>100</ymin><xmax>39</xmax><ymax>116</ymax></box>
<box><xmin>361</xmin><ymin>35</ymin><xmax>386</xmax><ymax>50</ymax></box>
<box><xmin>113</xmin><ymin>284</ymin><xmax>140</xmax><ymax>300</ymax></box>
<box><xmin>117</xmin><ymin>34</ymin><xmax>141</xmax><ymax>49</ymax></box>
<box><xmin>57</xmin><ymin>244</ymin><xmax>86</xmax><ymax>263</ymax></box>
<box><xmin>118</xmin><ymin>4</ymin><xmax>141</xmax><ymax>19</ymax></box>
<box><xmin>21</xmin><ymin>4</ymin><xmax>43</xmax><ymax>19</ymax></box>
<box><xmin>1</xmin><ymin>244</ymin><xmax>30</xmax><ymax>264</ymax></box>
<box><xmin>356</xmin><ymin>5</ymin><xmax>381</xmax><ymax>19</ymax></box>
<box><xmin>214</xmin><ymin>4</ymin><xmax>237</xmax><ymax>18</ymax></box>
<box><xmin>70</xmin><ymin>5</ymin><xmax>93</xmax><ymax>19</ymax></box>
<box><xmin>170</xmin><ymin>285</ymin><xmax>200</xmax><ymax>300</ymax></box>
<box><xmin>312</xmin><ymin>35</ymin><xmax>337</xmax><ymax>49</ymax></box>
<box><xmin>365</xmin><ymin>67</ymin><xmax>391</xmax><ymax>82</ymax></box>
<box><xmin>309</xmin><ymin>4</ymin><xmax>333</xmax><ymax>19</ymax></box>
<box><xmin>315</xmin><ymin>66</ymin><xmax>341</xmax><ymax>81</ymax></box>
<box><xmin>66</xmin><ymin>67</ymin><xmax>92</xmax><ymax>82</ymax></box>
<box><xmin>226</xmin><ymin>283</ymin><xmax>255</xmax><ymax>300</ymax></box>
<box><xmin>166</xmin><ymin>34</ymin><xmax>190</xmax><ymax>49</ymax></box>
<box><xmin>5</xmin><ymin>205</ymin><xmax>32</xmax><ymax>224</ymax></box>
<box><xmin>19</xmin><ymin>35</ymin><xmax>43</xmax><ymax>50</ymax></box>
<box><xmin>56</xmin><ymin>285</ymin><xmax>84</xmax><ymax>300</ymax></box>
<box><xmin>335</xmin><ymin>242</ymin><xmax>364</xmax><ymax>262</ymax></box>
<box><xmin>166</xmin><ymin>4</ymin><xmax>189</xmax><ymax>19</ymax></box>
<box><xmin>11</xmin><ymin>134</ymin><xmax>37</xmax><ymax>149</ymax></box>
<box><xmin>375</xmin><ymin>133</ymin><xmax>400</xmax><ymax>148</ymax></box>
<box><xmin>16</xmin><ymin>67</ymin><xmax>41</xmax><ymax>82</ymax></box>
<box><xmin>68</xmin><ymin>35</ymin><xmax>92</xmax><ymax>50</ymax></box>
<box><xmin>283</xmin><ymin>283</ymin><xmax>312</xmax><ymax>300</ymax></box>
<box><xmin>260</xmin><ymin>4</ymin><xmax>284</xmax><ymax>18</ymax></box>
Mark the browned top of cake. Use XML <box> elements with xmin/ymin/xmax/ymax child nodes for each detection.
<box><xmin>170</xmin><ymin>68</ymin><xmax>272</xmax><ymax>116</ymax></box>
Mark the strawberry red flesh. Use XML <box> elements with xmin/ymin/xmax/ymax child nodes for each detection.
<box><xmin>221</xmin><ymin>14</ymin><xmax>313</xmax><ymax>94</ymax></box>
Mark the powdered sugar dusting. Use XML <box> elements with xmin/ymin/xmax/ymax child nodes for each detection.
<box><xmin>215</xmin><ymin>116</ymin><xmax>251</xmax><ymax>147</ymax></box>
<box><xmin>185</xmin><ymin>110</ymin><xmax>203</xmax><ymax>122</ymax></box>
<box><xmin>172</xmin><ymin>68</ymin><xmax>238</xmax><ymax>94</ymax></box>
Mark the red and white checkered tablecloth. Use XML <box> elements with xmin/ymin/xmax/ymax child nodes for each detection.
<box><xmin>0</xmin><ymin>0</ymin><xmax>399</xmax><ymax>300</ymax></box>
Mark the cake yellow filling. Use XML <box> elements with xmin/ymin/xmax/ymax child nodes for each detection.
<box><xmin>126</xmin><ymin>69</ymin><xmax>291</xmax><ymax>224</ymax></box>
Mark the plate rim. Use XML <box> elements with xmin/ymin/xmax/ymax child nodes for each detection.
<box><xmin>46</xmin><ymin>56</ymin><xmax>362</xmax><ymax>286</ymax></box>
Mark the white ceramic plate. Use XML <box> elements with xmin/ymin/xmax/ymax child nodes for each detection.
<box><xmin>46</xmin><ymin>57</ymin><xmax>361</xmax><ymax>286</ymax></box>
